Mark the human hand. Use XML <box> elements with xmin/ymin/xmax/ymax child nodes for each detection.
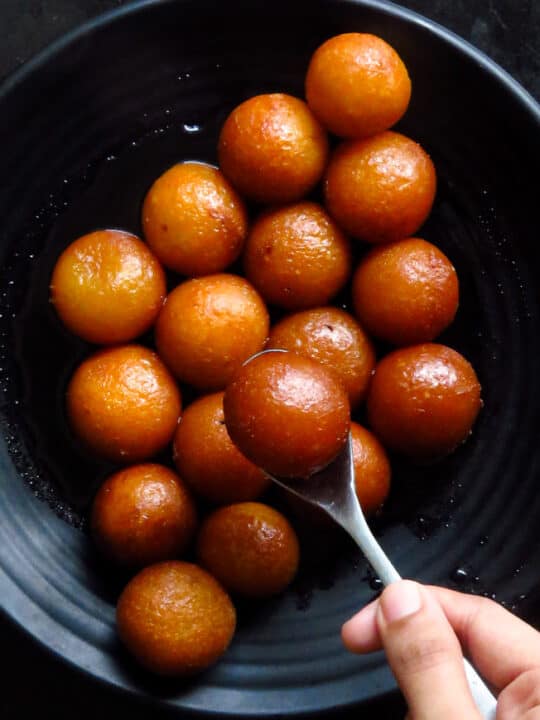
<box><xmin>342</xmin><ymin>581</ymin><xmax>540</xmax><ymax>719</ymax></box>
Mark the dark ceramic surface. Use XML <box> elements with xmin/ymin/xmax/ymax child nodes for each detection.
<box><xmin>0</xmin><ymin>1</ymin><xmax>539</xmax><ymax>718</ymax></box>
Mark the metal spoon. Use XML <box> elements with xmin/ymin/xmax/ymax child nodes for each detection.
<box><xmin>257</xmin><ymin>353</ymin><xmax>497</xmax><ymax>718</ymax></box>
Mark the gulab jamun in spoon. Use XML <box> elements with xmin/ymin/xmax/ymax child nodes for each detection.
<box><xmin>225</xmin><ymin>348</ymin><xmax>496</xmax><ymax>719</ymax></box>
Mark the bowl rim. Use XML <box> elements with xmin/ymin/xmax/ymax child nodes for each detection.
<box><xmin>1</xmin><ymin>0</ymin><xmax>539</xmax><ymax>119</ymax></box>
<box><xmin>0</xmin><ymin>0</ymin><xmax>539</xmax><ymax>716</ymax></box>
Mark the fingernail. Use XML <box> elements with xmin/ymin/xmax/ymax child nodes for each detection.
<box><xmin>379</xmin><ymin>580</ymin><xmax>422</xmax><ymax>624</ymax></box>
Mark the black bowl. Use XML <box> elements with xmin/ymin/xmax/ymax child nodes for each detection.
<box><xmin>1</xmin><ymin>0</ymin><xmax>540</xmax><ymax>716</ymax></box>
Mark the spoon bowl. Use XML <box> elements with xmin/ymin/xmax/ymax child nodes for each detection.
<box><xmin>269</xmin><ymin>433</ymin><xmax>399</xmax><ymax>586</ymax></box>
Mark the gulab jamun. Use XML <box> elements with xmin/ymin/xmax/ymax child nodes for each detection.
<box><xmin>116</xmin><ymin>561</ymin><xmax>236</xmax><ymax>676</ymax></box>
<box><xmin>224</xmin><ymin>350</ymin><xmax>351</xmax><ymax>478</ymax></box>
<box><xmin>243</xmin><ymin>202</ymin><xmax>351</xmax><ymax>310</ymax></box>
<box><xmin>267</xmin><ymin>307</ymin><xmax>375</xmax><ymax>407</ymax></box>
<box><xmin>173</xmin><ymin>392</ymin><xmax>270</xmax><ymax>504</ymax></box>
<box><xmin>306</xmin><ymin>33</ymin><xmax>411</xmax><ymax>139</ymax></box>
<box><xmin>218</xmin><ymin>93</ymin><xmax>329</xmax><ymax>204</ymax></box>
<box><xmin>197</xmin><ymin>502</ymin><xmax>300</xmax><ymax>597</ymax></box>
<box><xmin>66</xmin><ymin>344</ymin><xmax>181</xmax><ymax>463</ymax></box>
<box><xmin>353</xmin><ymin>237</ymin><xmax>459</xmax><ymax>346</ymax></box>
<box><xmin>351</xmin><ymin>422</ymin><xmax>391</xmax><ymax>516</ymax></box>
<box><xmin>142</xmin><ymin>162</ymin><xmax>248</xmax><ymax>277</ymax></box>
<box><xmin>50</xmin><ymin>229</ymin><xmax>166</xmax><ymax>345</ymax></box>
<box><xmin>367</xmin><ymin>343</ymin><xmax>482</xmax><ymax>459</ymax></box>
<box><xmin>155</xmin><ymin>274</ymin><xmax>269</xmax><ymax>390</ymax></box>
<box><xmin>91</xmin><ymin>464</ymin><xmax>197</xmax><ymax>567</ymax></box>
<box><xmin>324</xmin><ymin>131</ymin><xmax>436</xmax><ymax>244</ymax></box>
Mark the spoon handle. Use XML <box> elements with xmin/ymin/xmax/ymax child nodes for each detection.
<box><xmin>344</xmin><ymin>503</ymin><xmax>497</xmax><ymax>719</ymax></box>
<box><xmin>464</xmin><ymin>660</ymin><xmax>497</xmax><ymax>720</ymax></box>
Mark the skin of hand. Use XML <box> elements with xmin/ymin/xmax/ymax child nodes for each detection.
<box><xmin>342</xmin><ymin>581</ymin><xmax>540</xmax><ymax>720</ymax></box>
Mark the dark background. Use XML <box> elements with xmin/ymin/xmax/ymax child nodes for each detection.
<box><xmin>0</xmin><ymin>1</ymin><xmax>539</xmax><ymax>718</ymax></box>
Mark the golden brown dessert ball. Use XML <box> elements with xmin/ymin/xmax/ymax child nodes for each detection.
<box><xmin>50</xmin><ymin>229</ymin><xmax>166</xmax><ymax>344</ymax></box>
<box><xmin>197</xmin><ymin>502</ymin><xmax>300</xmax><ymax>597</ymax></box>
<box><xmin>173</xmin><ymin>392</ymin><xmax>270</xmax><ymax>504</ymax></box>
<box><xmin>306</xmin><ymin>33</ymin><xmax>411</xmax><ymax>139</ymax></box>
<box><xmin>91</xmin><ymin>464</ymin><xmax>197</xmax><ymax>567</ymax></box>
<box><xmin>224</xmin><ymin>350</ymin><xmax>351</xmax><ymax>478</ymax></box>
<box><xmin>367</xmin><ymin>343</ymin><xmax>482</xmax><ymax>459</ymax></box>
<box><xmin>155</xmin><ymin>274</ymin><xmax>269</xmax><ymax>390</ymax></box>
<box><xmin>243</xmin><ymin>202</ymin><xmax>351</xmax><ymax>310</ymax></box>
<box><xmin>67</xmin><ymin>345</ymin><xmax>181</xmax><ymax>463</ymax></box>
<box><xmin>324</xmin><ymin>131</ymin><xmax>436</xmax><ymax>244</ymax></box>
<box><xmin>218</xmin><ymin>93</ymin><xmax>329</xmax><ymax>204</ymax></box>
<box><xmin>116</xmin><ymin>561</ymin><xmax>236</xmax><ymax>676</ymax></box>
<box><xmin>352</xmin><ymin>237</ymin><xmax>459</xmax><ymax>345</ymax></box>
<box><xmin>351</xmin><ymin>422</ymin><xmax>391</xmax><ymax>516</ymax></box>
<box><xmin>142</xmin><ymin>162</ymin><xmax>248</xmax><ymax>277</ymax></box>
<box><xmin>267</xmin><ymin>307</ymin><xmax>375</xmax><ymax>408</ymax></box>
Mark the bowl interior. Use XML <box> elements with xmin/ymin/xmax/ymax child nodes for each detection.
<box><xmin>1</xmin><ymin>0</ymin><xmax>540</xmax><ymax>715</ymax></box>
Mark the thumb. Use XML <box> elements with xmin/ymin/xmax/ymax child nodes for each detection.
<box><xmin>377</xmin><ymin>581</ymin><xmax>481</xmax><ymax>720</ymax></box>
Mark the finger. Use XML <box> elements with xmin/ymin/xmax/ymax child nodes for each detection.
<box><xmin>377</xmin><ymin>580</ymin><xmax>481</xmax><ymax>720</ymax></box>
<box><xmin>427</xmin><ymin>586</ymin><xmax>540</xmax><ymax>690</ymax></box>
<box><xmin>343</xmin><ymin>583</ymin><xmax>540</xmax><ymax>693</ymax></box>
<box><xmin>341</xmin><ymin>598</ymin><xmax>380</xmax><ymax>653</ymax></box>
<box><xmin>497</xmin><ymin>669</ymin><xmax>540</xmax><ymax>720</ymax></box>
